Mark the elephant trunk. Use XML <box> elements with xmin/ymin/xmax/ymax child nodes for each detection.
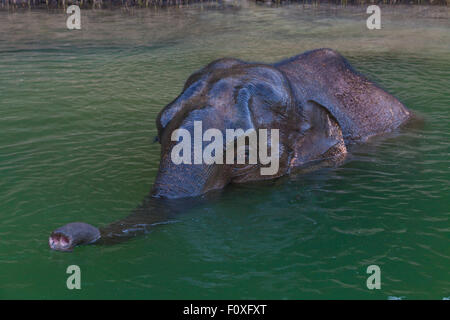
<box><xmin>151</xmin><ymin>152</ymin><xmax>227</xmax><ymax>199</ymax></box>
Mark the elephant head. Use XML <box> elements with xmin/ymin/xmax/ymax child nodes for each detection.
<box><xmin>152</xmin><ymin>57</ymin><xmax>350</xmax><ymax>198</ymax></box>
<box><xmin>151</xmin><ymin>58</ymin><xmax>346</xmax><ymax>198</ymax></box>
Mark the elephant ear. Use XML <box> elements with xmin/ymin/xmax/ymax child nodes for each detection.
<box><xmin>226</xmin><ymin>65</ymin><xmax>299</xmax><ymax>183</ymax></box>
<box><xmin>235</xmin><ymin>65</ymin><xmax>297</xmax><ymax>127</ymax></box>
<box><xmin>290</xmin><ymin>100</ymin><xmax>347</xmax><ymax>168</ymax></box>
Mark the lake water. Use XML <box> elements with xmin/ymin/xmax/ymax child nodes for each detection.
<box><xmin>0</xmin><ymin>3</ymin><xmax>449</xmax><ymax>299</ymax></box>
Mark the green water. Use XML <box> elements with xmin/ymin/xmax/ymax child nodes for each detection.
<box><xmin>0</xmin><ymin>4</ymin><xmax>449</xmax><ymax>299</ymax></box>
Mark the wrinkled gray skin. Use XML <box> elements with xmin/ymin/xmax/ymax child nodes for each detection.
<box><xmin>49</xmin><ymin>48</ymin><xmax>411</xmax><ymax>251</ymax></box>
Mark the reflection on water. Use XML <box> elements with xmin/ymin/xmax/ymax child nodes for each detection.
<box><xmin>0</xmin><ymin>3</ymin><xmax>449</xmax><ymax>299</ymax></box>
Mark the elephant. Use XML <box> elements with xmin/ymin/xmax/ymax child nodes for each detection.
<box><xmin>48</xmin><ymin>48</ymin><xmax>411</xmax><ymax>251</ymax></box>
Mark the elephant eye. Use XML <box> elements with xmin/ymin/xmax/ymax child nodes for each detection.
<box><xmin>233</xmin><ymin>143</ymin><xmax>253</xmax><ymax>164</ymax></box>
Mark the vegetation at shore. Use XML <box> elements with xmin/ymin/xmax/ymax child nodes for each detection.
<box><xmin>1</xmin><ymin>0</ymin><xmax>448</xmax><ymax>10</ymax></box>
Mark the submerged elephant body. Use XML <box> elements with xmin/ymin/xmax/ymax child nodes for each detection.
<box><xmin>49</xmin><ymin>49</ymin><xmax>411</xmax><ymax>251</ymax></box>
<box><xmin>152</xmin><ymin>48</ymin><xmax>410</xmax><ymax>197</ymax></box>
